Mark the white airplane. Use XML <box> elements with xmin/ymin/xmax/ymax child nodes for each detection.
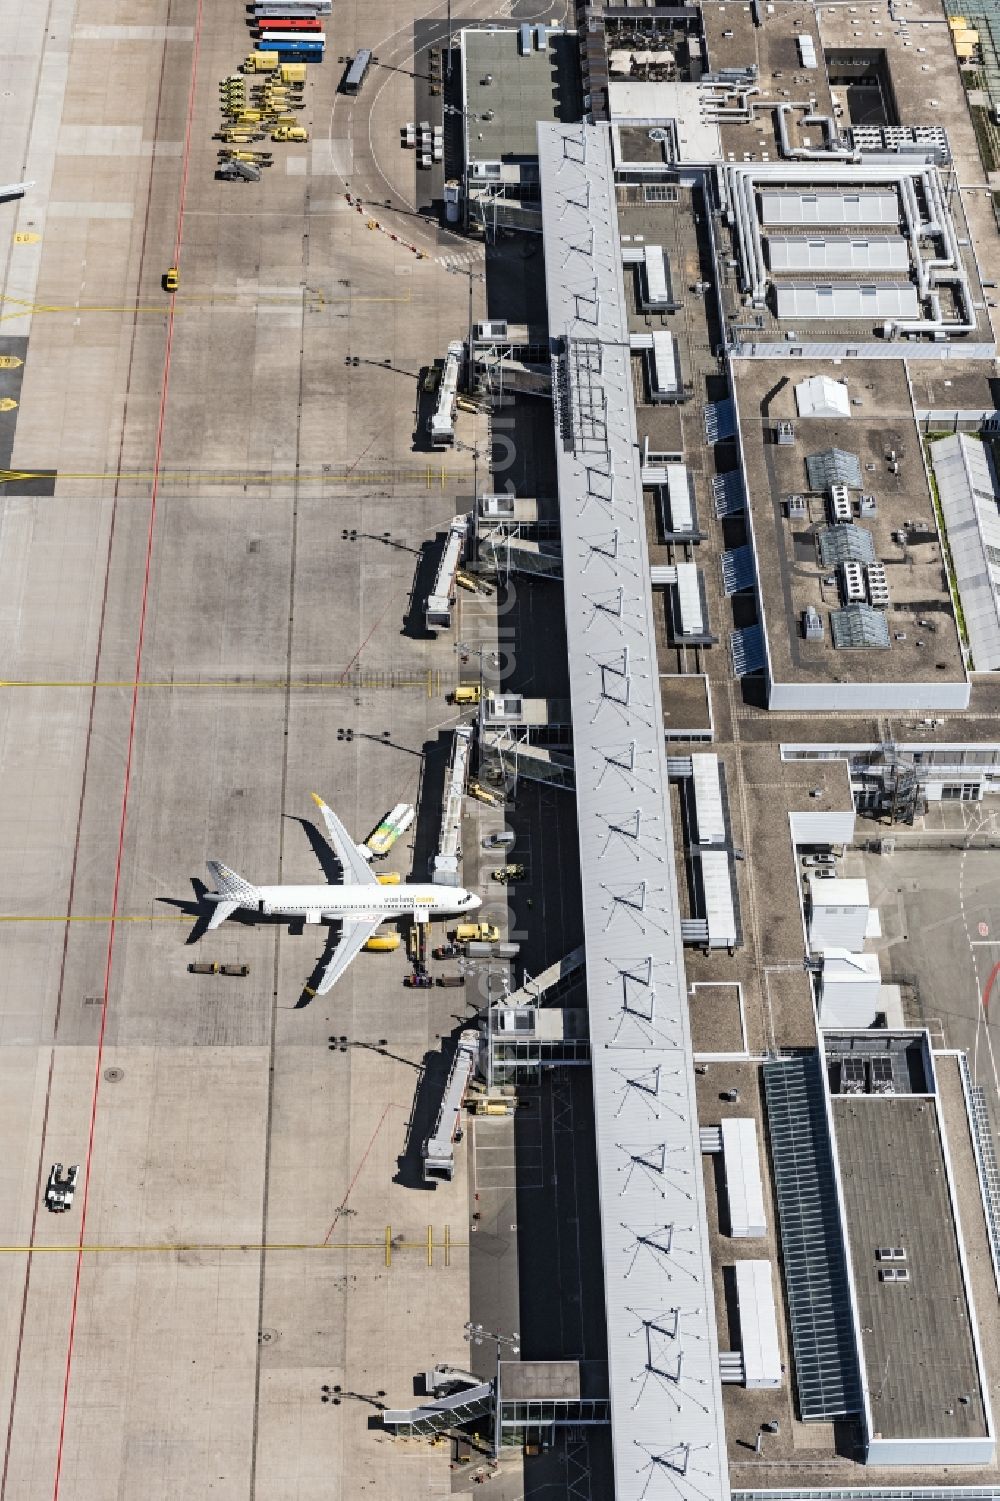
<box><xmin>203</xmin><ymin>793</ymin><xmax>482</xmax><ymax>995</ymax></box>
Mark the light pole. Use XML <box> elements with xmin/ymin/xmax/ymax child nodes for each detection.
<box><xmin>463</xmin><ymin>1321</ymin><xmax>520</xmax><ymax>1456</ymax></box>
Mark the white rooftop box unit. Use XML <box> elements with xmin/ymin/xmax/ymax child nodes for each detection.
<box><xmin>819</xmin><ymin>948</ymin><xmax>882</xmax><ymax>1029</ymax></box>
<box><xmin>721</xmin><ymin>1118</ymin><xmax>767</xmax><ymax>1238</ymax></box>
<box><xmin>866</xmin><ymin>560</ymin><xmax>890</xmax><ymax>608</ymax></box>
<box><xmin>829</xmin><ymin>484</ymin><xmax>852</xmax><ymax>522</ymax></box>
<box><xmin>692</xmin><ymin>753</ymin><xmax>726</xmax><ymax>845</ymax></box>
<box><xmin>734</xmin><ymin>1261</ymin><xmax>782</xmax><ymax>1388</ymax></box>
<box><xmin>796</xmin><ymin>374</ymin><xmax>851</xmax><ymax>420</ymax></box>
<box><xmin>797</xmin><ymin>33</ymin><xmax>818</xmax><ymax>67</ymax></box>
<box><xmin>808</xmin><ymin>877</ymin><xmax>871</xmax><ymax>952</ymax></box>
<box><xmin>841</xmin><ymin>560</ymin><xmax>866</xmax><ymax>603</ymax></box>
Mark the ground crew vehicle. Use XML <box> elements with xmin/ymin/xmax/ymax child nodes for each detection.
<box><xmin>281</xmin><ymin>63</ymin><xmax>308</xmax><ymax>83</ymax></box>
<box><xmin>343</xmin><ymin>48</ymin><xmax>372</xmax><ymax>93</ymax></box>
<box><xmin>483</xmin><ymin>829</ymin><xmax>515</xmax><ymax>850</ymax></box>
<box><xmin>266</xmin><ymin>40</ymin><xmax>325</xmax><ymax>60</ymax></box>
<box><xmin>259</xmin><ymin>32</ymin><xmax>325</xmax><ymax>48</ymax></box>
<box><xmin>221</xmin><ymin>963</ymin><xmax>250</xmax><ymax>977</ymax></box>
<box><xmin>218</xmin><ymin>160</ymin><xmax>262</xmax><ymax>181</ymax></box>
<box><xmin>465</xmin><ymin>940</ymin><xmax>520</xmax><ymax>959</ymax></box>
<box><xmin>244</xmin><ymin>51</ymin><xmax>280</xmax><ymax>71</ymax></box>
<box><xmin>404</xmin><ymin>972</ymin><xmax>433</xmax><ymax>988</ymax></box>
<box><xmin>453</xmin><ymin>922</ymin><xmax>500</xmax><ymax>944</ymax></box>
<box><xmin>164</xmin><ymin>266</ymin><xmax>179</xmax><ymax>292</ymax></box>
<box><xmin>253</xmin><ymin>0</ymin><xmax>330</xmax><ymax>12</ymax></box>
<box><xmin>219</xmin><ymin>150</ymin><xmax>273</xmax><ymax>165</ymax></box>
<box><xmin>45</xmin><ymin>1164</ymin><xmax>79</xmax><ymax>1213</ymax></box>
<box><xmin>450</xmin><ymin>684</ymin><xmax>480</xmax><ymax>705</ymax></box>
<box><xmin>272</xmin><ymin>125</ymin><xmax>309</xmax><ymax>142</ymax></box>
<box><xmin>436</xmin><ymin>975</ymin><xmax>465</xmax><ymax>987</ymax></box>
<box><xmin>365</xmin><ymin>803</ymin><xmax>415</xmax><ymax>858</ymax></box>
<box><xmin>376</xmin><ymin>871</ymin><xmax>400</xmax><ymax>885</ymax></box>
<box><xmin>433</xmin><ymin>944</ymin><xmax>459</xmax><ymax>960</ymax></box>
<box><xmin>468</xmin><ymin>781</ymin><xmax>500</xmax><ymax>807</ymax></box>
<box><xmin>255</xmin><ymin>16</ymin><xmax>323</xmax><ymax>30</ymax></box>
<box><xmin>364</xmin><ymin>931</ymin><xmax>401</xmax><ymax>952</ymax></box>
<box><xmin>189</xmin><ymin>960</ymin><xmax>218</xmax><ymax>974</ymax></box>
<box><xmin>492</xmin><ymin>864</ymin><xmax>525</xmax><ymax>884</ymax></box>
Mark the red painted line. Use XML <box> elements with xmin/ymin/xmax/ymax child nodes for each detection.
<box><xmin>322</xmin><ymin>1103</ymin><xmax>404</xmax><ymax>1245</ymax></box>
<box><xmin>0</xmin><ymin>12</ymin><xmax>187</xmax><ymax>1492</ymax></box>
<box><xmin>49</xmin><ymin>3</ymin><xmax>205</xmax><ymax>1496</ymax></box>
<box><xmin>336</xmin><ymin>598</ymin><xmax>396</xmax><ymax>683</ymax></box>
<box><xmin>983</xmin><ymin>960</ymin><xmax>1000</xmax><ymax>1019</ymax></box>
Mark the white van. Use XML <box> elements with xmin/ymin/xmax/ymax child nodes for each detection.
<box><xmin>482</xmin><ymin>830</ymin><xmax>516</xmax><ymax>851</ymax></box>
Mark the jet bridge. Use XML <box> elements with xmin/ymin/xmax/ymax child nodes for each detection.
<box><xmin>477</xmin><ymin>692</ymin><xmax>574</xmax><ymax>791</ymax></box>
<box><xmin>428</xmin><ymin>339</ymin><xmax>464</xmax><ymax>447</ymax></box>
<box><xmin>425</xmin><ymin>515</ymin><xmax>469</xmax><ymax>632</ymax></box>
<box><xmin>431</xmin><ymin>724</ymin><xmax>474</xmax><ymax>885</ymax></box>
<box><xmin>473</xmin><ymin>493</ymin><xmax>562</xmax><ymax>580</ymax></box>
<box><xmin>423</xmin><ymin>1030</ymin><xmax>479</xmax><ymax>1183</ymax></box>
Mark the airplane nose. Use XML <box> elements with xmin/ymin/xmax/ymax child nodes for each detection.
<box><xmin>470</xmin><ymin>892</ymin><xmax>482</xmax><ymax>909</ymax></box>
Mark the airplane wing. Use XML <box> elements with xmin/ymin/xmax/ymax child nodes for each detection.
<box><xmin>310</xmin><ymin>794</ymin><xmax>378</xmax><ymax>886</ymax></box>
<box><xmin>308</xmin><ymin>919</ymin><xmax>381</xmax><ymax>996</ymax></box>
<box><xmin>206</xmin><ymin>899</ymin><xmax>238</xmax><ymax>931</ymax></box>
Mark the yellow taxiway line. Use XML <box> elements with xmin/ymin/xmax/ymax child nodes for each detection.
<box><xmin>0</xmin><ymin>467</ymin><xmax>469</xmax><ymax>490</ymax></box>
<box><xmin>0</xmin><ymin>672</ymin><xmax>440</xmax><ymax>692</ymax></box>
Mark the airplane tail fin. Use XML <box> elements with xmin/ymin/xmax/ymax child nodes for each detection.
<box><xmin>206</xmin><ymin>861</ymin><xmax>259</xmax><ymax>904</ymax></box>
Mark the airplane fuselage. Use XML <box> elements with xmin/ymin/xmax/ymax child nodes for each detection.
<box><xmin>223</xmin><ymin>882</ymin><xmax>479</xmax><ymax>923</ymax></box>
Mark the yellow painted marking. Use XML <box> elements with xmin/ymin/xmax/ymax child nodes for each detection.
<box><xmin>0</xmin><ymin>466</ymin><xmax>469</xmax><ymax>490</ymax></box>
<box><xmin>385</xmin><ymin>1225</ymin><xmax>392</xmax><ymax>1268</ymax></box>
<box><xmin>0</xmin><ymin>355</ymin><xmax>23</xmax><ymax>369</ymax></box>
<box><xmin>0</xmin><ymin>398</ymin><xmax>17</xmax><ymax>412</ymax></box>
<box><xmin>445</xmin><ymin>1223</ymin><xmax>451</xmax><ymax>1268</ymax></box>
<box><xmin>0</xmin><ymin>287</ymin><xmax>388</xmax><ymax>325</ymax></box>
<box><xmin>13</xmin><ymin>233</ymin><xmax>40</xmax><ymax>245</ymax></box>
<box><xmin>0</xmin><ymin>671</ymin><xmax>440</xmax><ymax>693</ymax></box>
<box><xmin>427</xmin><ymin>1224</ymin><xmax>433</xmax><ymax>1267</ymax></box>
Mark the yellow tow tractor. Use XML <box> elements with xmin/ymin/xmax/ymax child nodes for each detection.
<box><xmin>219</xmin><ymin>150</ymin><xmax>274</xmax><ymax>166</ymax></box>
<box><xmin>272</xmin><ymin>125</ymin><xmax>309</xmax><ymax>143</ymax></box>
<box><xmin>164</xmin><ymin>266</ymin><xmax>179</xmax><ymax>293</ymax></box>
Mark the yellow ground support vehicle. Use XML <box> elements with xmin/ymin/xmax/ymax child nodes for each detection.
<box><xmin>454</xmin><ymin>922</ymin><xmax>500</xmax><ymax>943</ymax></box>
<box><xmin>364</xmin><ymin>932</ymin><xmax>401</xmax><ymax>952</ymax></box>
<box><xmin>272</xmin><ymin>125</ymin><xmax>309</xmax><ymax>142</ymax></box>
<box><xmin>164</xmin><ymin>266</ymin><xmax>179</xmax><ymax>293</ymax></box>
<box><xmin>450</xmin><ymin>684</ymin><xmax>481</xmax><ymax>705</ymax></box>
<box><xmin>468</xmin><ymin>781</ymin><xmax>500</xmax><ymax>807</ymax></box>
<box><xmin>219</xmin><ymin>150</ymin><xmax>273</xmax><ymax>165</ymax></box>
<box><xmin>376</xmin><ymin>871</ymin><xmax>401</xmax><ymax>885</ymax></box>
<box><xmin>280</xmin><ymin>62</ymin><xmax>307</xmax><ymax>83</ymax></box>
<box><xmin>244</xmin><ymin>51</ymin><xmax>279</xmax><ymax>71</ymax></box>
